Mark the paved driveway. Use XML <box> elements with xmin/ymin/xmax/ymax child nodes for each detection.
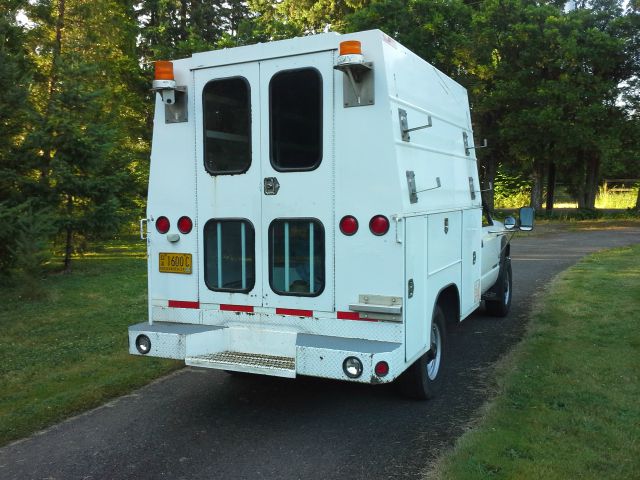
<box><xmin>1</xmin><ymin>227</ymin><xmax>638</xmax><ymax>479</ymax></box>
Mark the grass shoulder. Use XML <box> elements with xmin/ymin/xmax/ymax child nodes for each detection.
<box><xmin>0</xmin><ymin>237</ymin><xmax>181</xmax><ymax>447</ymax></box>
<box><xmin>435</xmin><ymin>244</ymin><xmax>640</xmax><ymax>479</ymax></box>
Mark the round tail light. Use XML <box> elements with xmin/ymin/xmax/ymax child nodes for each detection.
<box><xmin>177</xmin><ymin>216</ymin><xmax>193</xmax><ymax>234</ymax></box>
<box><xmin>374</xmin><ymin>361</ymin><xmax>389</xmax><ymax>377</ymax></box>
<box><xmin>339</xmin><ymin>215</ymin><xmax>358</xmax><ymax>236</ymax></box>
<box><xmin>369</xmin><ymin>215</ymin><xmax>390</xmax><ymax>236</ymax></box>
<box><xmin>155</xmin><ymin>216</ymin><xmax>170</xmax><ymax>234</ymax></box>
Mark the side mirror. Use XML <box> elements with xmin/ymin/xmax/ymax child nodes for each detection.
<box><xmin>504</xmin><ymin>216</ymin><xmax>516</xmax><ymax>230</ymax></box>
<box><xmin>519</xmin><ymin>207</ymin><xmax>535</xmax><ymax>231</ymax></box>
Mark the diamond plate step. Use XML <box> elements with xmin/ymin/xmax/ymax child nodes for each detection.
<box><xmin>186</xmin><ymin>351</ymin><xmax>296</xmax><ymax>378</ymax></box>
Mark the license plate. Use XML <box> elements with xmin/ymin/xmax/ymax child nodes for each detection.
<box><xmin>159</xmin><ymin>253</ymin><xmax>192</xmax><ymax>274</ymax></box>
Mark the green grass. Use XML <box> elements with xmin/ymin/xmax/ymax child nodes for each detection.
<box><xmin>437</xmin><ymin>244</ymin><xmax>640</xmax><ymax>480</ymax></box>
<box><xmin>0</xmin><ymin>237</ymin><xmax>181</xmax><ymax>446</ymax></box>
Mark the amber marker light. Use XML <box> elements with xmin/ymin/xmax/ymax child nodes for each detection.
<box><xmin>339</xmin><ymin>40</ymin><xmax>362</xmax><ymax>56</ymax></box>
<box><xmin>154</xmin><ymin>60</ymin><xmax>175</xmax><ymax>81</ymax></box>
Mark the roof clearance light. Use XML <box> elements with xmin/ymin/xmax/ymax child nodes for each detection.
<box><xmin>339</xmin><ymin>215</ymin><xmax>358</xmax><ymax>236</ymax></box>
<box><xmin>156</xmin><ymin>216</ymin><xmax>170</xmax><ymax>234</ymax></box>
<box><xmin>154</xmin><ymin>61</ymin><xmax>175</xmax><ymax>81</ymax></box>
<box><xmin>339</xmin><ymin>40</ymin><xmax>362</xmax><ymax>56</ymax></box>
<box><xmin>177</xmin><ymin>216</ymin><xmax>193</xmax><ymax>234</ymax></box>
<box><xmin>369</xmin><ymin>215</ymin><xmax>390</xmax><ymax>236</ymax></box>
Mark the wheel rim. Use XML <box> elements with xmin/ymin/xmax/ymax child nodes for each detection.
<box><xmin>426</xmin><ymin>322</ymin><xmax>442</xmax><ymax>380</ymax></box>
<box><xmin>504</xmin><ymin>267</ymin><xmax>511</xmax><ymax>306</ymax></box>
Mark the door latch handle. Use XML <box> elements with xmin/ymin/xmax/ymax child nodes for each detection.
<box><xmin>264</xmin><ymin>177</ymin><xmax>280</xmax><ymax>195</ymax></box>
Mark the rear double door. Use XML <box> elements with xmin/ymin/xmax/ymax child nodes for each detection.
<box><xmin>195</xmin><ymin>51</ymin><xmax>335</xmax><ymax>312</ymax></box>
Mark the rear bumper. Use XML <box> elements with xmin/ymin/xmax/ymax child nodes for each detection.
<box><xmin>129</xmin><ymin>322</ymin><xmax>403</xmax><ymax>384</ymax></box>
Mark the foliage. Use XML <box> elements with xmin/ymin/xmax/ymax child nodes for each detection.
<box><xmin>346</xmin><ymin>0</ymin><xmax>472</xmax><ymax>79</ymax></box>
<box><xmin>0</xmin><ymin>237</ymin><xmax>180</xmax><ymax>446</ymax></box>
<box><xmin>0</xmin><ymin>202</ymin><xmax>54</xmax><ymax>280</ymax></box>
<box><xmin>438</xmin><ymin>244</ymin><xmax>640</xmax><ymax>479</ymax></box>
<box><xmin>493</xmin><ymin>166</ymin><xmax>531</xmax><ymax>209</ymax></box>
<box><xmin>0</xmin><ymin>0</ymin><xmax>638</xmax><ymax>272</ymax></box>
<box><xmin>18</xmin><ymin>0</ymin><xmax>146</xmax><ymax>270</ymax></box>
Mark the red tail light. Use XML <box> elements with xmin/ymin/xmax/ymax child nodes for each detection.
<box><xmin>177</xmin><ymin>216</ymin><xmax>193</xmax><ymax>234</ymax></box>
<box><xmin>374</xmin><ymin>361</ymin><xmax>389</xmax><ymax>377</ymax></box>
<box><xmin>155</xmin><ymin>216</ymin><xmax>170</xmax><ymax>234</ymax></box>
<box><xmin>369</xmin><ymin>215</ymin><xmax>389</xmax><ymax>236</ymax></box>
<box><xmin>339</xmin><ymin>215</ymin><xmax>358</xmax><ymax>236</ymax></box>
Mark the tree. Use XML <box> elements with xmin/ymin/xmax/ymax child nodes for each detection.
<box><xmin>0</xmin><ymin>0</ymin><xmax>33</xmax><ymax>206</ymax></box>
<box><xmin>465</xmin><ymin>0</ymin><xmax>638</xmax><ymax>210</ymax></box>
<box><xmin>346</xmin><ymin>0</ymin><xmax>472</xmax><ymax>79</ymax></box>
<box><xmin>138</xmin><ymin>0</ymin><xmax>253</xmax><ymax>61</ymax></box>
<box><xmin>23</xmin><ymin>0</ymin><xmax>145</xmax><ymax>270</ymax></box>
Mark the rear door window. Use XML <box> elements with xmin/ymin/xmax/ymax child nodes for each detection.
<box><xmin>269</xmin><ymin>219</ymin><xmax>324</xmax><ymax>296</ymax></box>
<box><xmin>269</xmin><ymin>68</ymin><xmax>322</xmax><ymax>171</ymax></box>
<box><xmin>203</xmin><ymin>77</ymin><xmax>251</xmax><ymax>175</ymax></box>
<box><xmin>204</xmin><ymin>219</ymin><xmax>255</xmax><ymax>292</ymax></box>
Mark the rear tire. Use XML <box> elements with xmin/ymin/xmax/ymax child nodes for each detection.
<box><xmin>485</xmin><ymin>257</ymin><xmax>512</xmax><ymax>317</ymax></box>
<box><xmin>398</xmin><ymin>305</ymin><xmax>447</xmax><ymax>400</ymax></box>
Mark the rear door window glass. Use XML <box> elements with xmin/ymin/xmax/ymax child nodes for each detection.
<box><xmin>203</xmin><ymin>77</ymin><xmax>251</xmax><ymax>175</ymax></box>
<box><xmin>269</xmin><ymin>68</ymin><xmax>322</xmax><ymax>171</ymax></box>
<box><xmin>204</xmin><ymin>219</ymin><xmax>255</xmax><ymax>292</ymax></box>
<box><xmin>269</xmin><ymin>219</ymin><xmax>324</xmax><ymax>296</ymax></box>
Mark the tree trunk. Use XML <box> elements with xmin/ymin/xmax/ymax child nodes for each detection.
<box><xmin>581</xmin><ymin>152</ymin><xmax>600</xmax><ymax>210</ymax></box>
<box><xmin>480</xmin><ymin>156</ymin><xmax>497</xmax><ymax>211</ymax></box>
<box><xmin>63</xmin><ymin>194</ymin><xmax>73</xmax><ymax>272</ymax></box>
<box><xmin>41</xmin><ymin>0</ymin><xmax>65</xmax><ymax>184</ymax></box>
<box><xmin>545</xmin><ymin>161</ymin><xmax>556</xmax><ymax>212</ymax></box>
<box><xmin>180</xmin><ymin>0</ymin><xmax>188</xmax><ymax>41</ymax></box>
<box><xmin>530</xmin><ymin>160</ymin><xmax>544</xmax><ymax>210</ymax></box>
<box><xmin>635</xmin><ymin>186</ymin><xmax>640</xmax><ymax>211</ymax></box>
<box><xmin>64</xmin><ymin>226</ymin><xmax>73</xmax><ymax>272</ymax></box>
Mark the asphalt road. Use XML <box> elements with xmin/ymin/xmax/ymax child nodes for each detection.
<box><xmin>1</xmin><ymin>227</ymin><xmax>639</xmax><ymax>480</ymax></box>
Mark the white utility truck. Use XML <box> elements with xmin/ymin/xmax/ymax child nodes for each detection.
<box><xmin>129</xmin><ymin>30</ymin><xmax>534</xmax><ymax>399</ymax></box>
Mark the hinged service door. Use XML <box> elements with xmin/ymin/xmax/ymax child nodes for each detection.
<box><xmin>195</xmin><ymin>63</ymin><xmax>263</xmax><ymax>307</ymax></box>
<box><xmin>259</xmin><ymin>52</ymin><xmax>335</xmax><ymax>311</ymax></box>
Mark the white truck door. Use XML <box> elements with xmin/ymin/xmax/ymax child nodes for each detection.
<box><xmin>195</xmin><ymin>63</ymin><xmax>264</xmax><ymax>307</ymax></box>
<box><xmin>258</xmin><ymin>52</ymin><xmax>335</xmax><ymax>312</ymax></box>
<box><xmin>481</xmin><ymin>224</ymin><xmax>501</xmax><ymax>292</ymax></box>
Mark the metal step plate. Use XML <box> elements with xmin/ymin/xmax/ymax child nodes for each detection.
<box><xmin>186</xmin><ymin>351</ymin><xmax>296</xmax><ymax>378</ymax></box>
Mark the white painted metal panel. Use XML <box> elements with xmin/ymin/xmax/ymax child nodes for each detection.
<box><xmin>427</xmin><ymin>211</ymin><xmax>462</xmax><ymax>277</ymax></box>
<box><xmin>146</xmin><ymin>59</ymin><xmax>199</xmax><ymax>309</ymax></box>
<box><xmin>333</xmin><ymin>30</ymin><xmax>405</xmax><ymax>317</ymax></box>
<box><xmin>194</xmin><ymin>63</ymin><xmax>264</xmax><ymax>307</ymax></box>
<box><xmin>461</xmin><ymin>208</ymin><xmax>482</xmax><ymax>319</ymax></box>
<box><xmin>258</xmin><ymin>52</ymin><xmax>335</xmax><ymax>311</ymax></box>
<box><xmin>481</xmin><ymin>225</ymin><xmax>501</xmax><ymax>292</ymax></box>
<box><xmin>404</xmin><ymin>216</ymin><xmax>428</xmax><ymax>362</ymax></box>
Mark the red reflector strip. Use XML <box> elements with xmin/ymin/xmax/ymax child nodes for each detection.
<box><xmin>337</xmin><ymin>311</ymin><xmax>379</xmax><ymax>322</ymax></box>
<box><xmin>220</xmin><ymin>304</ymin><xmax>254</xmax><ymax>313</ymax></box>
<box><xmin>276</xmin><ymin>308</ymin><xmax>313</xmax><ymax>317</ymax></box>
<box><xmin>168</xmin><ymin>300</ymin><xmax>200</xmax><ymax>309</ymax></box>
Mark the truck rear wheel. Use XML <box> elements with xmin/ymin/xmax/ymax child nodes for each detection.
<box><xmin>398</xmin><ymin>305</ymin><xmax>447</xmax><ymax>400</ymax></box>
<box><xmin>485</xmin><ymin>257</ymin><xmax>512</xmax><ymax>317</ymax></box>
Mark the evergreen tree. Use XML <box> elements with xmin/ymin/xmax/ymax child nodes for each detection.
<box><xmin>23</xmin><ymin>0</ymin><xmax>145</xmax><ymax>270</ymax></box>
